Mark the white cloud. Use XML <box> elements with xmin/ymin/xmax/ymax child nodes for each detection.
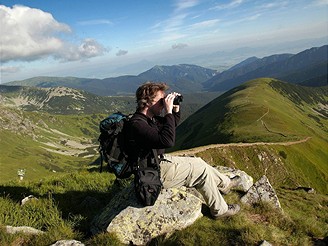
<box><xmin>213</xmin><ymin>0</ymin><xmax>244</xmax><ymax>10</ymax></box>
<box><xmin>0</xmin><ymin>5</ymin><xmax>107</xmax><ymax>63</ymax></box>
<box><xmin>77</xmin><ymin>19</ymin><xmax>113</xmax><ymax>26</ymax></box>
<box><xmin>0</xmin><ymin>66</ymin><xmax>21</xmax><ymax>74</ymax></box>
<box><xmin>189</xmin><ymin>19</ymin><xmax>220</xmax><ymax>29</ymax></box>
<box><xmin>53</xmin><ymin>38</ymin><xmax>107</xmax><ymax>61</ymax></box>
<box><xmin>174</xmin><ymin>0</ymin><xmax>199</xmax><ymax>12</ymax></box>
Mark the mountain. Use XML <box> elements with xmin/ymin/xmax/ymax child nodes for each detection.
<box><xmin>4</xmin><ymin>46</ymin><xmax>327</xmax><ymax>96</ymax></box>
<box><xmin>0</xmin><ymin>84</ymin><xmax>220</xmax><ymax>120</ymax></box>
<box><xmin>138</xmin><ymin>64</ymin><xmax>216</xmax><ymax>92</ymax></box>
<box><xmin>175</xmin><ymin>78</ymin><xmax>328</xmax><ymax>148</ymax></box>
<box><xmin>0</xmin><ymin>85</ymin><xmax>135</xmax><ymax>115</ymax></box>
<box><xmin>5</xmin><ymin>64</ymin><xmax>216</xmax><ymax>96</ymax></box>
<box><xmin>173</xmin><ymin>78</ymin><xmax>328</xmax><ymax>194</ymax></box>
<box><xmin>203</xmin><ymin>45</ymin><xmax>328</xmax><ymax>91</ymax></box>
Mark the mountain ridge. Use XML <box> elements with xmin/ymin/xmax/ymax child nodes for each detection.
<box><xmin>4</xmin><ymin>45</ymin><xmax>327</xmax><ymax>96</ymax></box>
<box><xmin>204</xmin><ymin>45</ymin><xmax>327</xmax><ymax>91</ymax></box>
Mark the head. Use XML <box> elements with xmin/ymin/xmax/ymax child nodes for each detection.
<box><xmin>136</xmin><ymin>81</ymin><xmax>169</xmax><ymax>115</ymax></box>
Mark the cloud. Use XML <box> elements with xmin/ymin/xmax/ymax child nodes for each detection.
<box><xmin>0</xmin><ymin>66</ymin><xmax>21</xmax><ymax>74</ymax></box>
<box><xmin>116</xmin><ymin>49</ymin><xmax>128</xmax><ymax>56</ymax></box>
<box><xmin>189</xmin><ymin>19</ymin><xmax>220</xmax><ymax>29</ymax></box>
<box><xmin>174</xmin><ymin>0</ymin><xmax>199</xmax><ymax>12</ymax></box>
<box><xmin>314</xmin><ymin>0</ymin><xmax>328</xmax><ymax>5</ymax></box>
<box><xmin>213</xmin><ymin>0</ymin><xmax>244</xmax><ymax>10</ymax></box>
<box><xmin>53</xmin><ymin>38</ymin><xmax>107</xmax><ymax>61</ymax></box>
<box><xmin>77</xmin><ymin>19</ymin><xmax>113</xmax><ymax>26</ymax></box>
<box><xmin>0</xmin><ymin>5</ymin><xmax>107</xmax><ymax>63</ymax></box>
<box><xmin>172</xmin><ymin>43</ymin><xmax>188</xmax><ymax>49</ymax></box>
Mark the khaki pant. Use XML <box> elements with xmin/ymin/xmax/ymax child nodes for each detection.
<box><xmin>160</xmin><ymin>154</ymin><xmax>231</xmax><ymax>216</ymax></box>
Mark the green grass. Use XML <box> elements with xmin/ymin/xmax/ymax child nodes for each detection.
<box><xmin>0</xmin><ymin>171</ymin><xmax>327</xmax><ymax>246</ymax></box>
<box><xmin>0</xmin><ymin>108</ymin><xmax>104</xmax><ymax>182</ymax></box>
<box><xmin>175</xmin><ymin>78</ymin><xmax>328</xmax><ymax>149</ymax></box>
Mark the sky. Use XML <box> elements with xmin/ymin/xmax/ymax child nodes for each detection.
<box><xmin>0</xmin><ymin>0</ymin><xmax>327</xmax><ymax>83</ymax></box>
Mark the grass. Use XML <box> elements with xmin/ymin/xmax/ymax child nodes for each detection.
<box><xmin>175</xmin><ymin>78</ymin><xmax>328</xmax><ymax>149</ymax></box>
<box><xmin>0</xmin><ymin>170</ymin><xmax>327</xmax><ymax>245</ymax></box>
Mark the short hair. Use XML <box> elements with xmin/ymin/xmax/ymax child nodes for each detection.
<box><xmin>136</xmin><ymin>81</ymin><xmax>169</xmax><ymax>111</ymax></box>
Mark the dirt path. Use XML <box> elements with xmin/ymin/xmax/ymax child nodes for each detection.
<box><xmin>172</xmin><ymin>137</ymin><xmax>312</xmax><ymax>156</ymax></box>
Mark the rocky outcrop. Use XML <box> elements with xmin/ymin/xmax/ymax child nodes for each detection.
<box><xmin>89</xmin><ymin>166</ymin><xmax>266</xmax><ymax>245</ymax></box>
<box><xmin>91</xmin><ymin>185</ymin><xmax>203</xmax><ymax>245</ymax></box>
<box><xmin>241</xmin><ymin>175</ymin><xmax>281</xmax><ymax>209</ymax></box>
<box><xmin>215</xmin><ymin>166</ymin><xmax>254</xmax><ymax>192</ymax></box>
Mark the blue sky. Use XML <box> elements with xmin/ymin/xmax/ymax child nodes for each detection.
<box><xmin>1</xmin><ymin>0</ymin><xmax>327</xmax><ymax>83</ymax></box>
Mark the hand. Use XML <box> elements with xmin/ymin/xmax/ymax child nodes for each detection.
<box><xmin>164</xmin><ymin>92</ymin><xmax>180</xmax><ymax>114</ymax></box>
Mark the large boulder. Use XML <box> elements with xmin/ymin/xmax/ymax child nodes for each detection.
<box><xmin>91</xmin><ymin>185</ymin><xmax>203</xmax><ymax>245</ymax></box>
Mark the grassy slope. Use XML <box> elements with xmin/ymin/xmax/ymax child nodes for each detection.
<box><xmin>175</xmin><ymin>78</ymin><xmax>327</xmax><ymax>148</ymax></box>
<box><xmin>173</xmin><ymin>78</ymin><xmax>328</xmax><ymax>194</ymax></box>
<box><xmin>0</xmin><ymin>108</ymin><xmax>105</xmax><ymax>182</ymax></box>
<box><xmin>0</xmin><ymin>171</ymin><xmax>327</xmax><ymax>245</ymax></box>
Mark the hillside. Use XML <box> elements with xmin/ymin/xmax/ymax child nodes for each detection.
<box><xmin>0</xmin><ymin>85</ymin><xmax>135</xmax><ymax>115</ymax></box>
<box><xmin>175</xmin><ymin>78</ymin><xmax>328</xmax><ymax>148</ymax></box>
<box><xmin>0</xmin><ymin>106</ymin><xmax>102</xmax><ymax>181</ymax></box>
<box><xmin>0</xmin><ymin>85</ymin><xmax>219</xmax><ymax>182</ymax></box>
<box><xmin>173</xmin><ymin>78</ymin><xmax>328</xmax><ymax>194</ymax></box>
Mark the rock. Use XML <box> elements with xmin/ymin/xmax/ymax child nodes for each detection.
<box><xmin>5</xmin><ymin>225</ymin><xmax>44</xmax><ymax>235</ymax></box>
<box><xmin>215</xmin><ymin>166</ymin><xmax>254</xmax><ymax>192</ymax></box>
<box><xmin>91</xmin><ymin>185</ymin><xmax>203</xmax><ymax>245</ymax></box>
<box><xmin>21</xmin><ymin>195</ymin><xmax>38</xmax><ymax>205</ymax></box>
<box><xmin>240</xmin><ymin>175</ymin><xmax>281</xmax><ymax>209</ymax></box>
<box><xmin>259</xmin><ymin>240</ymin><xmax>272</xmax><ymax>246</ymax></box>
<box><xmin>50</xmin><ymin>240</ymin><xmax>85</xmax><ymax>246</ymax></box>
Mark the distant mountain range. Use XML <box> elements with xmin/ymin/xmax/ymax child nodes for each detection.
<box><xmin>4</xmin><ymin>45</ymin><xmax>327</xmax><ymax>96</ymax></box>
<box><xmin>0</xmin><ymin>84</ymin><xmax>220</xmax><ymax>121</ymax></box>
<box><xmin>203</xmin><ymin>45</ymin><xmax>327</xmax><ymax>91</ymax></box>
<box><xmin>4</xmin><ymin>64</ymin><xmax>216</xmax><ymax>96</ymax></box>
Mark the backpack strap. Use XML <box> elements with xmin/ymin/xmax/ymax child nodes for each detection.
<box><xmin>152</xmin><ymin>149</ymin><xmax>160</xmax><ymax>170</ymax></box>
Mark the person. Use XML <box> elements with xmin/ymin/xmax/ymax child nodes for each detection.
<box><xmin>127</xmin><ymin>81</ymin><xmax>241</xmax><ymax>219</ymax></box>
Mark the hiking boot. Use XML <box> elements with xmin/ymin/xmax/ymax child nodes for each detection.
<box><xmin>212</xmin><ymin>204</ymin><xmax>240</xmax><ymax>219</ymax></box>
<box><xmin>220</xmin><ymin>175</ymin><xmax>241</xmax><ymax>195</ymax></box>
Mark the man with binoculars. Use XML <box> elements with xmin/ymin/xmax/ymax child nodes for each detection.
<box><xmin>128</xmin><ymin>81</ymin><xmax>240</xmax><ymax>219</ymax></box>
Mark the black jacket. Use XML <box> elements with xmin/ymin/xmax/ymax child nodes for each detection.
<box><xmin>127</xmin><ymin>111</ymin><xmax>180</xmax><ymax>160</ymax></box>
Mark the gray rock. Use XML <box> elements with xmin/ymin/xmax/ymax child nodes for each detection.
<box><xmin>259</xmin><ymin>240</ymin><xmax>272</xmax><ymax>246</ymax></box>
<box><xmin>241</xmin><ymin>175</ymin><xmax>281</xmax><ymax>209</ymax></box>
<box><xmin>5</xmin><ymin>225</ymin><xmax>44</xmax><ymax>235</ymax></box>
<box><xmin>215</xmin><ymin>166</ymin><xmax>254</xmax><ymax>192</ymax></box>
<box><xmin>91</xmin><ymin>185</ymin><xmax>203</xmax><ymax>245</ymax></box>
<box><xmin>50</xmin><ymin>240</ymin><xmax>85</xmax><ymax>246</ymax></box>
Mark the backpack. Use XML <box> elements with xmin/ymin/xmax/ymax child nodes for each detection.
<box><xmin>97</xmin><ymin>112</ymin><xmax>163</xmax><ymax>206</ymax></box>
<box><xmin>98</xmin><ymin>112</ymin><xmax>132</xmax><ymax>178</ymax></box>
